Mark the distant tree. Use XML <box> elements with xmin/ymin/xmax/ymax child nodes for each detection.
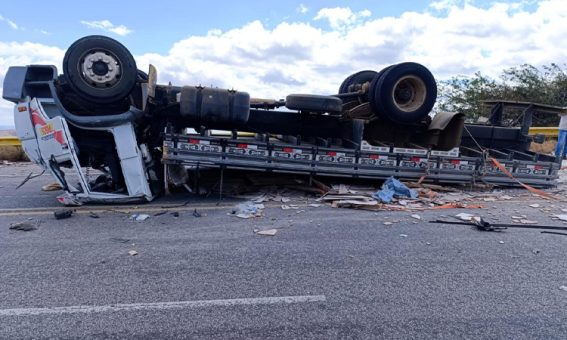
<box><xmin>437</xmin><ymin>64</ymin><xmax>567</xmax><ymax>126</ymax></box>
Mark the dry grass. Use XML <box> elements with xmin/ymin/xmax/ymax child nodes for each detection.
<box><xmin>0</xmin><ymin>146</ymin><xmax>28</xmax><ymax>161</ymax></box>
<box><xmin>530</xmin><ymin>139</ymin><xmax>557</xmax><ymax>154</ymax></box>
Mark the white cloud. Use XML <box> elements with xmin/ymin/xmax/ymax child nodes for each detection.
<box><xmin>297</xmin><ymin>4</ymin><xmax>309</xmax><ymax>14</ymax></box>
<box><xmin>2</xmin><ymin>2</ymin><xmax>567</xmax><ymax>127</ymax></box>
<box><xmin>0</xmin><ymin>14</ymin><xmax>19</xmax><ymax>30</ymax></box>
<box><xmin>314</xmin><ymin>7</ymin><xmax>372</xmax><ymax>29</ymax></box>
<box><xmin>80</xmin><ymin>20</ymin><xmax>132</xmax><ymax>36</ymax></box>
<box><xmin>0</xmin><ymin>42</ymin><xmax>64</xmax><ymax>126</ymax></box>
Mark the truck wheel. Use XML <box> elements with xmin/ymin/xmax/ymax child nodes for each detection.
<box><xmin>369</xmin><ymin>62</ymin><xmax>436</xmax><ymax>124</ymax></box>
<box><xmin>338</xmin><ymin>70</ymin><xmax>378</xmax><ymax>94</ymax></box>
<box><xmin>63</xmin><ymin>35</ymin><xmax>138</xmax><ymax>104</ymax></box>
<box><xmin>285</xmin><ymin>94</ymin><xmax>343</xmax><ymax>114</ymax></box>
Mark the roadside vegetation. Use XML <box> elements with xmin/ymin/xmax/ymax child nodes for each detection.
<box><xmin>438</xmin><ymin>63</ymin><xmax>567</xmax><ymax>127</ymax></box>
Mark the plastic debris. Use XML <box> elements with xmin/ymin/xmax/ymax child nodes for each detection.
<box><xmin>54</xmin><ymin>209</ymin><xmax>74</xmax><ymax>220</ymax></box>
<box><xmin>455</xmin><ymin>213</ymin><xmax>475</xmax><ymax>221</ymax></box>
<box><xmin>529</xmin><ymin>204</ymin><xmax>541</xmax><ymax>208</ymax></box>
<box><xmin>372</xmin><ymin>177</ymin><xmax>417</xmax><ymax>203</ymax></box>
<box><xmin>9</xmin><ymin>222</ymin><xmax>37</xmax><ymax>231</ymax></box>
<box><xmin>42</xmin><ymin>182</ymin><xmax>62</xmax><ymax>191</ymax></box>
<box><xmin>309</xmin><ymin>204</ymin><xmax>321</xmax><ymax>208</ymax></box>
<box><xmin>171</xmin><ymin>212</ymin><xmax>180</xmax><ymax>217</ymax></box>
<box><xmin>232</xmin><ymin>202</ymin><xmax>264</xmax><ymax>219</ymax></box>
<box><xmin>400</xmin><ymin>234</ymin><xmax>408</xmax><ymax>237</ymax></box>
<box><xmin>411</xmin><ymin>214</ymin><xmax>421</xmax><ymax>220</ymax></box>
<box><xmin>255</xmin><ymin>229</ymin><xmax>278</xmax><ymax>236</ymax></box>
<box><xmin>520</xmin><ymin>219</ymin><xmax>538</xmax><ymax>224</ymax></box>
<box><xmin>554</xmin><ymin>214</ymin><xmax>567</xmax><ymax>221</ymax></box>
<box><xmin>499</xmin><ymin>241</ymin><xmax>505</xmax><ymax>244</ymax></box>
<box><xmin>383</xmin><ymin>222</ymin><xmax>393</xmax><ymax>226</ymax></box>
<box><xmin>560</xmin><ymin>286</ymin><xmax>567</xmax><ymax>292</ymax></box>
<box><xmin>192</xmin><ymin>209</ymin><xmax>202</xmax><ymax>218</ymax></box>
<box><xmin>89</xmin><ymin>212</ymin><xmax>100</xmax><ymax>219</ymax></box>
<box><xmin>130</xmin><ymin>214</ymin><xmax>150</xmax><ymax>221</ymax></box>
<box><xmin>56</xmin><ymin>194</ymin><xmax>83</xmax><ymax>206</ymax></box>
<box><xmin>281</xmin><ymin>204</ymin><xmax>299</xmax><ymax>210</ymax></box>
<box><xmin>128</xmin><ymin>250</ymin><xmax>138</xmax><ymax>256</ymax></box>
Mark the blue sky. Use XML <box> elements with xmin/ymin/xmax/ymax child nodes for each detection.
<box><xmin>0</xmin><ymin>0</ymin><xmax>534</xmax><ymax>54</ymax></box>
<box><xmin>0</xmin><ymin>0</ymin><xmax>563</xmax><ymax>127</ymax></box>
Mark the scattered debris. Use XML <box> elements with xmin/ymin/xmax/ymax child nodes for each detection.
<box><xmin>411</xmin><ymin>214</ymin><xmax>421</xmax><ymax>220</ymax></box>
<box><xmin>309</xmin><ymin>203</ymin><xmax>322</xmax><ymax>208</ymax></box>
<box><xmin>128</xmin><ymin>250</ymin><xmax>138</xmax><ymax>256</ymax></box>
<box><xmin>130</xmin><ymin>214</ymin><xmax>150</xmax><ymax>221</ymax></box>
<box><xmin>153</xmin><ymin>210</ymin><xmax>168</xmax><ymax>216</ymax></box>
<box><xmin>172</xmin><ymin>211</ymin><xmax>180</xmax><ymax>217</ymax></box>
<box><xmin>383</xmin><ymin>222</ymin><xmax>393</xmax><ymax>226</ymax></box>
<box><xmin>499</xmin><ymin>241</ymin><xmax>505</xmax><ymax>244</ymax></box>
<box><xmin>455</xmin><ymin>213</ymin><xmax>475</xmax><ymax>221</ymax></box>
<box><xmin>162</xmin><ymin>200</ymin><xmax>190</xmax><ymax>209</ymax></box>
<box><xmin>232</xmin><ymin>202</ymin><xmax>264</xmax><ymax>219</ymax></box>
<box><xmin>9</xmin><ymin>222</ymin><xmax>37</xmax><ymax>231</ymax></box>
<box><xmin>54</xmin><ymin>209</ymin><xmax>74</xmax><ymax>220</ymax></box>
<box><xmin>89</xmin><ymin>212</ymin><xmax>100</xmax><ymax>219</ymax></box>
<box><xmin>541</xmin><ymin>231</ymin><xmax>567</xmax><ymax>237</ymax></box>
<box><xmin>255</xmin><ymin>229</ymin><xmax>278</xmax><ymax>236</ymax></box>
<box><xmin>372</xmin><ymin>177</ymin><xmax>417</xmax><ymax>203</ymax></box>
<box><xmin>400</xmin><ymin>234</ymin><xmax>408</xmax><ymax>238</ymax></box>
<box><xmin>281</xmin><ymin>204</ymin><xmax>299</xmax><ymax>210</ymax></box>
<box><xmin>500</xmin><ymin>195</ymin><xmax>513</xmax><ymax>200</ymax></box>
<box><xmin>560</xmin><ymin>286</ymin><xmax>567</xmax><ymax>292</ymax></box>
<box><xmin>110</xmin><ymin>238</ymin><xmax>131</xmax><ymax>244</ymax></box>
<box><xmin>520</xmin><ymin>219</ymin><xmax>538</xmax><ymax>224</ymax></box>
<box><xmin>529</xmin><ymin>204</ymin><xmax>541</xmax><ymax>208</ymax></box>
<box><xmin>532</xmin><ymin>249</ymin><xmax>541</xmax><ymax>254</ymax></box>
<box><xmin>41</xmin><ymin>182</ymin><xmax>62</xmax><ymax>191</ymax></box>
<box><xmin>554</xmin><ymin>215</ymin><xmax>567</xmax><ymax>222</ymax></box>
<box><xmin>192</xmin><ymin>209</ymin><xmax>202</xmax><ymax>218</ymax></box>
<box><xmin>332</xmin><ymin>199</ymin><xmax>378</xmax><ymax>208</ymax></box>
<box><xmin>433</xmin><ymin>217</ymin><xmax>567</xmax><ymax>233</ymax></box>
<box><xmin>56</xmin><ymin>194</ymin><xmax>83</xmax><ymax>206</ymax></box>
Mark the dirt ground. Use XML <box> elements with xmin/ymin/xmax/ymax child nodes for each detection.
<box><xmin>530</xmin><ymin>139</ymin><xmax>557</xmax><ymax>154</ymax></box>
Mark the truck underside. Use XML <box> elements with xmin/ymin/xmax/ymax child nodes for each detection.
<box><xmin>2</xmin><ymin>36</ymin><xmax>560</xmax><ymax>205</ymax></box>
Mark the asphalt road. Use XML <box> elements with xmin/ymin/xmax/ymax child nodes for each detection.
<box><xmin>1</xmin><ymin>163</ymin><xmax>567</xmax><ymax>339</ymax></box>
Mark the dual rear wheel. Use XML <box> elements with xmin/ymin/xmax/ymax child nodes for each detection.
<box><xmin>339</xmin><ymin>63</ymin><xmax>437</xmax><ymax>124</ymax></box>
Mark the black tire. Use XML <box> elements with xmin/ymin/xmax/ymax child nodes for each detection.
<box><xmin>369</xmin><ymin>62</ymin><xmax>437</xmax><ymax>124</ymax></box>
<box><xmin>63</xmin><ymin>35</ymin><xmax>138</xmax><ymax>104</ymax></box>
<box><xmin>285</xmin><ymin>94</ymin><xmax>343</xmax><ymax>114</ymax></box>
<box><xmin>338</xmin><ymin>70</ymin><xmax>378</xmax><ymax>94</ymax></box>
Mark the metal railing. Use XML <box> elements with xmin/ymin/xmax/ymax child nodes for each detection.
<box><xmin>0</xmin><ymin>137</ymin><xmax>21</xmax><ymax>146</ymax></box>
<box><xmin>0</xmin><ymin>126</ymin><xmax>561</xmax><ymax>147</ymax></box>
<box><xmin>528</xmin><ymin>127</ymin><xmax>559</xmax><ymax>137</ymax></box>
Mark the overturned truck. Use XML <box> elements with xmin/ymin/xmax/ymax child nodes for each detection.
<box><xmin>2</xmin><ymin>36</ymin><xmax>560</xmax><ymax>204</ymax></box>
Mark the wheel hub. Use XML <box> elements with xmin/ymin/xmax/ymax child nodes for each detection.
<box><xmin>81</xmin><ymin>51</ymin><xmax>121</xmax><ymax>87</ymax></box>
<box><xmin>392</xmin><ymin>75</ymin><xmax>427</xmax><ymax>113</ymax></box>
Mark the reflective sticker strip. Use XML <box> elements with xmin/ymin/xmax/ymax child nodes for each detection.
<box><xmin>30</xmin><ymin>108</ymin><xmax>65</xmax><ymax>145</ymax></box>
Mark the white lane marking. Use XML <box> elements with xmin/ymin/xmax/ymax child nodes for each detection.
<box><xmin>0</xmin><ymin>295</ymin><xmax>326</xmax><ymax>316</ymax></box>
